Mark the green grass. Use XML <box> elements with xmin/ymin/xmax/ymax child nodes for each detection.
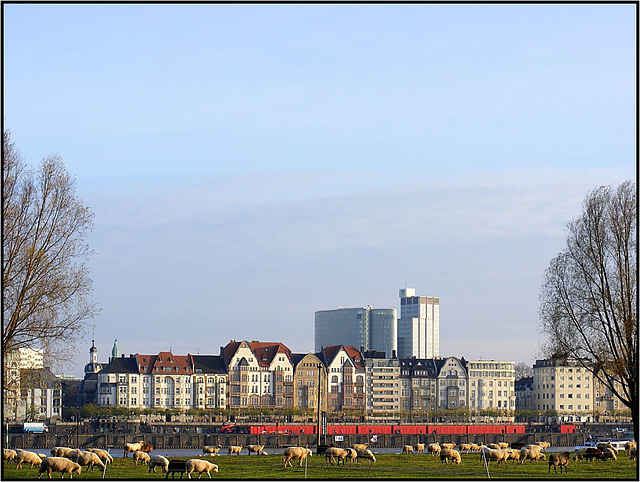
<box><xmin>3</xmin><ymin>452</ymin><xmax>637</xmax><ymax>480</ymax></box>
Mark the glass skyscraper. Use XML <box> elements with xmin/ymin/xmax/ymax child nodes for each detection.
<box><xmin>397</xmin><ymin>288</ymin><xmax>440</xmax><ymax>359</ymax></box>
<box><xmin>314</xmin><ymin>306</ymin><xmax>397</xmax><ymax>358</ymax></box>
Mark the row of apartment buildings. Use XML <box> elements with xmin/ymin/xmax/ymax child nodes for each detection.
<box><xmin>79</xmin><ymin>338</ymin><xmax>517</xmax><ymax>417</ymax></box>
<box><xmin>4</xmin><ymin>343</ymin><xmax>627</xmax><ymax>424</ymax></box>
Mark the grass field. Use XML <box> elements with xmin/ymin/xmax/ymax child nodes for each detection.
<box><xmin>2</xmin><ymin>451</ymin><xmax>637</xmax><ymax>480</ymax></box>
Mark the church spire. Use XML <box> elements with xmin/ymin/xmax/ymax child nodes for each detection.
<box><xmin>111</xmin><ymin>339</ymin><xmax>120</xmax><ymax>360</ymax></box>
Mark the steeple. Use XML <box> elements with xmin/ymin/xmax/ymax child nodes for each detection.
<box><xmin>111</xmin><ymin>339</ymin><xmax>120</xmax><ymax>360</ymax></box>
<box><xmin>84</xmin><ymin>324</ymin><xmax>102</xmax><ymax>374</ymax></box>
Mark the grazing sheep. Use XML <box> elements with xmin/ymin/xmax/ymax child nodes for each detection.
<box><xmin>520</xmin><ymin>447</ymin><xmax>546</xmax><ymax>463</ymax></box>
<box><xmin>480</xmin><ymin>447</ymin><xmax>509</xmax><ymax>467</ymax></box>
<box><xmin>440</xmin><ymin>448</ymin><xmax>461</xmax><ymax>465</ymax></box>
<box><xmin>344</xmin><ymin>448</ymin><xmax>358</xmax><ymax>463</ymax></box>
<box><xmin>3</xmin><ymin>449</ymin><xmax>17</xmax><ymax>463</ymax></box>
<box><xmin>458</xmin><ymin>443</ymin><xmax>472</xmax><ymax>453</ymax></box>
<box><xmin>625</xmin><ymin>441</ymin><xmax>636</xmax><ymax>452</ymax></box>
<box><xmin>86</xmin><ymin>448</ymin><xmax>113</xmax><ymax>465</ymax></box>
<box><xmin>415</xmin><ymin>443</ymin><xmax>425</xmax><ymax>454</ymax></box>
<box><xmin>228</xmin><ymin>445</ymin><xmax>243</xmax><ymax>456</ymax></box>
<box><xmin>124</xmin><ymin>442</ymin><xmax>143</xmax><ymax>457</ymax></box>
<box><xmin>133</xmin><ymin>451</ymin><xmax>150</xmax><ymax>466</ymax></box>
<box><xmin>282</xmin><ymin>447</ymin><xmax>312</xmax><ymax>467</ymax></box>
<box><xmin>505</xmin><ymin>448</ymin><xmax>521</xmax><ymax>464</ymax></box>
<box><xmin>428</xmin><ymin>443</ymin><xmax>441</xmax><ymax>457</ymax></box>
<box><xmin>441</xmin><ymin>443</ymin><xmax>456</xmax><ymax>450</ymax></box>
<box><xmin>402</xmin><ymin>445</ymin><xmax>414</xmax><ymax>454</ymax></box>
<box><xmin>202</xmin><ymin>445</ymin><xmax>223</xmax><ymax>456</ymax></box>
<box><xmin>580</xmin><ymin>447</ymin><xmax>607</xmax><ymax>461</ymax></box>
<box><xmin>246</xmin><ymin>444</ymin><xmax>266</xmax><ymax>455</ymax></box>
<box><xmin>63</xmin><ymin>450</ymin><xmax>81</xmax><ymax>463</ymax></box>
<box><xmin>148</xmin><ymin>454</ymin><xmax>169</xmax><ymax>473</ymax></box>
<box><xmin>601</xmin><ymin>447</ymin><xmax>617</xmax><ymax>461</ymax></box>
<box><xmin>167</xmin><ymin>460</ymin><xmax>187</xmax><ymax>478</ymax></box>
<box><xmin>185</xmin><ymin>459</ymin><xmax>219</xmax><ymax>479</ymax></box>
<box><xmin>535</xmin><ymin>441</ymin><xmax>551</xmax><ymax>451</ymax></box>
<box><xmin>356</xmin><ymin>449</ymin><xmax>376</xmax><ymax>463</ymax></box>
<box><xmin>50</xmin><ymin>447</ymin><xmax>76</xmax><ymax>458</ymax></box>
<box><xmin>16</xmin><ymin>450</ymin><xmax>43</xmax><ymax>469</ymax></box>
<box><xmin>352</xmin><ymin>443</ymin><xmax>368</xmax><ymax>452</ymax></box>
<box><xmin>498</xmin><ymin>442</ymin><xmax>509</xmax><ymax>449</ymax></box>
<box><xmin>548</xmin><ymin>453</ymin><xmax>570</xmax><ymax>473</ymax></box>
<box><xmin>38</xmin><ymin>456</ymin><xmax>81</xmax><ymax>479</ymax></box>
<box><xmin>76</xmin><ymin>451</ymin><xmax>105</xmax><ymax>471</ymax></box>
<box><xmin>325</xmin><ymin>447</ymin><xmax>348</xmax><ymax>465</ymax></box>
<box><xmin>597</xmin><ymin>442</ymin><xmax>617</xmax><ymax>455</ymax></box>
<box><xmin>629</xmin><ymin>447</ymin><xmax>636</xmax><ymax>461</ymax></box>
<box><xmin>487</xmin><ymin>443</ymin><xmax>501</xmax><ymax>450</ymax></box>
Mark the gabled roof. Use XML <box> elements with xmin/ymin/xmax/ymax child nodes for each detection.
<box><xmin>320</xmin><ymin>345</ymin><xmax>364</xmax><ymax>369</ymax></box>
<box><xmin>136</xmin><ymin>352</ymin><xmax>193</xmax><ymax>374</ymax></box>
<box><xmin>223</xmin><ymin>340</ymin><xmax>292</xmax><ymax>368</ymax></box>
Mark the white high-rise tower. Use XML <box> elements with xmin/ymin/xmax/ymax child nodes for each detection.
<box><xmin>397</xmin><ymin>288</ymin><xmax>439</xmax><ymax>358</ymax></box>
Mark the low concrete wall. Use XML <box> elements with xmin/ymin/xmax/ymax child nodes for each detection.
<box><xmin>7</xmin><ymin>431</ymin><xmax>591</xmax><ymax>451</ymax></box>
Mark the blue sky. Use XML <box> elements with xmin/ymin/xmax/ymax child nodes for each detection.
<box><xmin>3</xmin><ymin>4</ymin><xmax>636</xmax><ymax>377</ymax></box>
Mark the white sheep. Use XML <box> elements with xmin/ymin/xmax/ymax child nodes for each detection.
<box><xmin>3</xmin><ymin>448</ymin><xmax>17</xmax><ymax>463</ymax></box>
<box><xmin>428</xmin><ymin>443</ymin><xmax>441</xmax><ymax>456</ymax></box>
<box><xmin>402</xmin><ymin>445</ymin><xmax>414</xmax><ymax>454</ymax></box>
<box><xmin>324</xmin><ymin>447</ymin><xmax>348</xmax><ymax>465</ymax></box>
<box><xmin>480</xmin><ymin>447</ymin><xmax>509</xmax><ymax>467</ymax></box>
<box><xmin>344</xmin><ymin>448</ymin><xmax>357</xmax><ymax>463</ymax></box>
<box><xmin>356</xmin><ymin>448</ymin><xmax>376</xmax><ymax>463</ymax></box>
<box><xmin>133</xmin><ymin>450</ymin><xmax>151</xmax><ymax>466</ymax></box>
<box><xmin>282</xmin><ymin>447</ymin><xmax>312</xmax><ymax>467</ymax></box>
<box><xmin>246</xmin><ymin>444</ymin><xmax>266</xmax><ymax>455</ymax></box>
<box><xmin>50</xmin><ymin>447</ymin><xmax>76</xmax><ymax>458</ymax></box>
<box><xmin>202</xmin><ymin>444</ymin><xmax>223</xmax><ymax>456</ymax></box>
<box><xmin>440</xmin><ymin>448</ymin><xmax>461</xmax><ymax>464</ymax></box>
<box><xmin>86</xmin><ymin>448</ymin><xmax>113</xmax><ymax>464</ymax></box>
<box><xmin>415</xmin><ymin>443</ymin><xmax>426</xmax><ymax>454</ymax></box>
<box><xmin>352</xmin><ymin>443</ymin><xmax>368</xmax><ymax>452</ymax></box>
<box><xmin>76</xmin><ymin>451</ymin><xmax>105</xmax><ymax>471</ymax></box>
<box><xmin>148</xmin><ymin>454</ymin><xmax>170</xmax><ymax>473</ymax></box>
<box><xmin>16</xmin><ymin>450</ymin><xmax>43</xmax><ymax>469</ymax></box>
<box><xmin>441</xmin><ymin>443</ymin><xmax>456</xmax><ymax>450</ymax></box>
<box><xmin>185</xmin><ymin>459</ymin><xmax>219</xmax><ymax>479</ymax></box>
<box><xmin>124</xmin><ymin>442</ymin><xmax>144</xmax><ymax>457</ymax></box>
<box><xmin>38</xmin><ymin>456</ymin><xmax>82</xmax><ymax>478</ymax></box>
<box><xmin>228</xmin><ymin>445</ymin><xmax>243</xmax><ymax>455</ymax></box>
<box><xmin>520</xmin><ymin>446</ymin><xmax>546</xmax><ymax>463</ymax></box>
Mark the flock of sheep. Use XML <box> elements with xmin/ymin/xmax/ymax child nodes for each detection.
<box><xmin>3</xmin><ymin>438</ymin><xmax>636</xmax><ymax>477</ymax></box>
<box><xmin>392</xmin><ymin>439</ymin><xmax>637</xmax><ymax>474</ymax></box>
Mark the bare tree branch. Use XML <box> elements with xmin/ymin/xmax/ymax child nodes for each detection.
<box><xmin>3</xmin><ymin>129</ymin><xmax>100</xmax><ymax>378</ymax></box>
<box><xmin>539</xmin><ymin>180</ymin><xmax>637</xmax><ymax>442</ymax></box>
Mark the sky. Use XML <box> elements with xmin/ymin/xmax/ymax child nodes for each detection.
<box><xmin>3</xmin><ymin>4</ymin><xmax>636</xmax><ymax>378</ymax></box>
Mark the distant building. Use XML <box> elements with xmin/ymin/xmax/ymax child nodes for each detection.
<box><xmin>318</xmin><ymin>345</ymin><xmax>366</xmax><ymax>414</ymax></box>
<box><xmin>532</xmin><ymin>356</ymin><xmax>593</xmax><ymax>423</ymax></box>
<box><xmin>467</xmin><ymin>359</ymin><xmax>516</xmax><ymax>412</ymax></box>
<box><xmin>515</xmin><ymin>376</ymin><xmax>534</xmax><ymax>411</ymax></box>
<box><xmin>291</xmin><ymin>352</ymin><xmax>328</xmax><ymax>416</ymax></box>
<box><xmin>19</xmin><ymin>367</ymin><xmax>63</xmax><ymax>421</ymax></box>
<box><xmin>397</xmin><ymin>288</ymin><xmax>440</xmax><ymax>359</ymax></box>
<box><xmin>364</xmin><ymin>351</ymin><xmax>400</xmax><ymax>416</ymax></box>
<box><xmin>315</xmin><ymin>306</ymin><xmax>397</xmax><ymax>357</ymax></box>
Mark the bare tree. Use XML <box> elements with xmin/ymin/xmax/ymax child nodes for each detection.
<box><xmin>514</xmin><ymin>362</ymin><xmax>533</xmax><ymax>381</ymax></box>
<box><xmin>3</xmin><ymin>130</ymin><xmax>99</xmax><ymax>374</ymax></box>
<box><xmin>539</xmin><ymin>180</ymin><xmax>637</xmax><ymax>441</ymax></box>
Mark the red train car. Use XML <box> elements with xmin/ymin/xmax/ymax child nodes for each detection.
<box><xmin>357</xmin><ymin>425</ymin><xmax>394</xmax><ymax>435</ymax></box>
<box><xmin>559</xmin><ymin>424</ymin><xmax>576</xmax><ymax>434</ymax></box>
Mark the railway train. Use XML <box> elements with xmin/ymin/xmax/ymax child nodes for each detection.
<box><xmin>215</xmin><ymin>423</ymin><xmax>536</xmax><ymax>435</ymax></box>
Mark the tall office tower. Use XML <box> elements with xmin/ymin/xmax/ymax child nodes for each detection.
<box><xmin>397</xmin><ymin>288</ymin><xmax>440</xmax><ymax>358</ymax></box>
<box><xmin>315</xmin><ymin>307</ymin><xmax>397</xmax><ymax>358</ymax></box>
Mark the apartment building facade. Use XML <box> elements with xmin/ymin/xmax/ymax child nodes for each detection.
<box><xmin>467</xmin><ymin>359</ymin><xmax>516</xmax><ymax>412</ymax></box>
<box><xmin>363</xmin><ymin>352</ymin><xmax>400</xmax><ymax>415</ymax></box>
